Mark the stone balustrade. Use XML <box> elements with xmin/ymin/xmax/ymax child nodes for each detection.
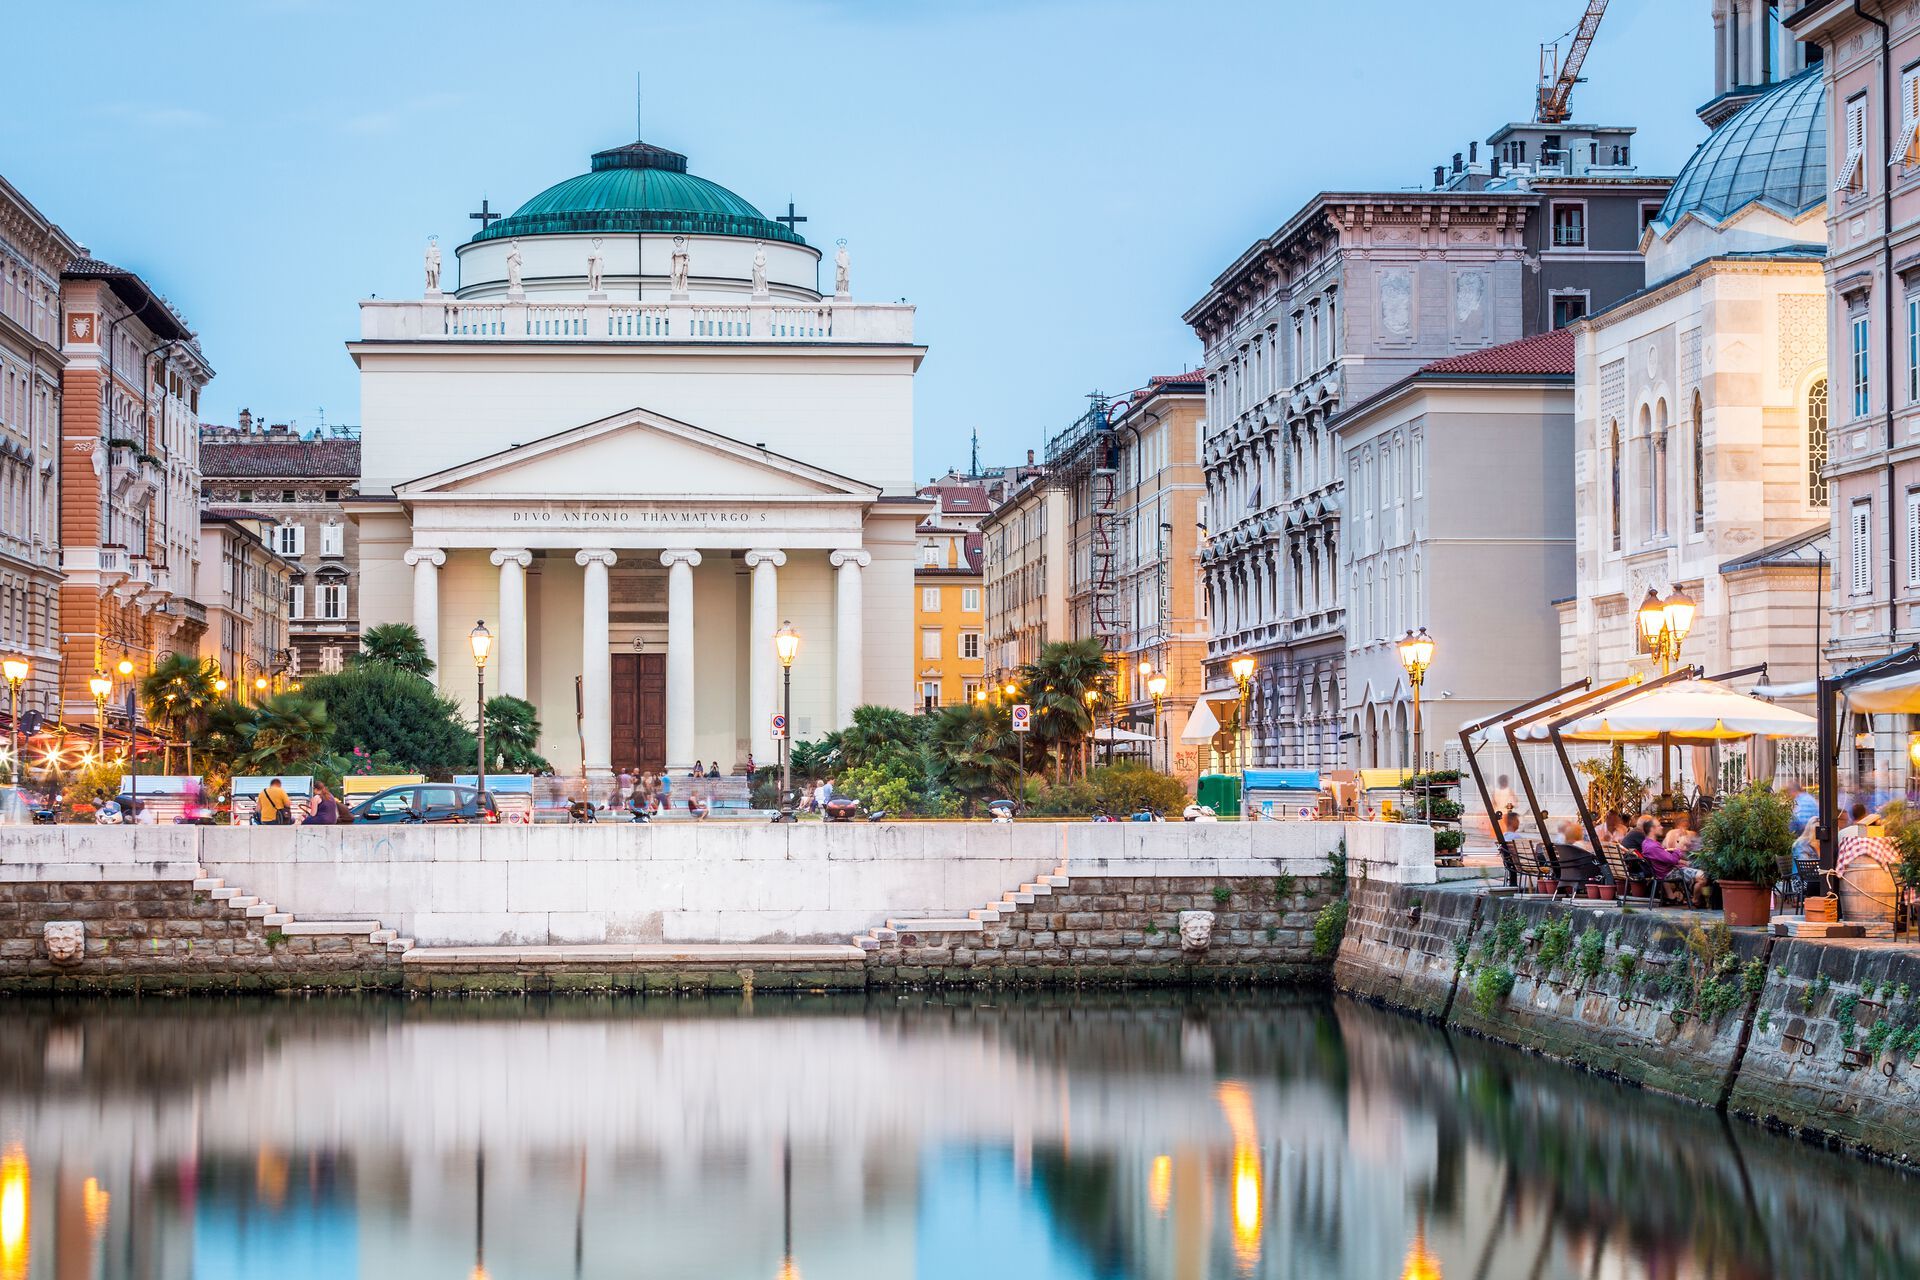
<box><xmin>360</xmin><ymin>297</ymin><xmax>914</xmax><ymax>344</ymax></box>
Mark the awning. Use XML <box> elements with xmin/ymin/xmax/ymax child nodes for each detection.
<box><xmin>1092</xmin><ymin>726</ymin><xmax>1156</xmax><ymax>743</ymax></box>
<box><xmin>1180</xmin><ymin>696</ymin><xmax>1226</xmax><ymax>744</ymax></box>
<box><xmin>1520</xmin><ymin>678</ymin><xmax>1816</xmax><ymax>745</ymax></box>
<box><xmin>1841</xmin><ymin>666</ymin><xmax>1920</xmax><ymax>714</ymax></box>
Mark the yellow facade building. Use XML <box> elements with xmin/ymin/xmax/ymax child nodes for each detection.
<box><xmin>913</xmin><ymin>480</ymin><xmax>989</xmax><ymax>710</ymax></box>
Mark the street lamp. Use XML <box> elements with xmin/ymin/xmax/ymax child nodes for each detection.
<box><xmin>1147</xmin><ymin>673</ymin><xmax>1168</xmax><ymax>774</ymax></box>
<box><xmin>88</xmin><ymin>671</ymin><xmax>111</xmax><ymax>758</ymax></box>
<box><xmin>0</xmin><ymin>658</ymin><xmax>26</xmax><ymax>787</ymax></box>
<box><xmin>774</xmin><ymin>621</ymin><xmax>800</xmax><ymax>794</ymax></box>
<box><xmin>1398</xmin><ymin>627</ymin><xmax>1436</xmax><ymax>819</ymax></box>
<box><xmin>1229</xmin><ymin>654</ymin><xmax>1256</xmax><ymax>774</ymax></box>
<box><xmin>1636</xmin><ymin>586</ymin><xmax>1695</xmax><ymax>675</ymax></box>
<box><xmin>117</xmin><ymin>658</ymin><xmax>138</xmax><ymax>811</ymax></box>
<box><xmin>469</xmin><ymin>620</ymin><xmax>492</xmax><ymax>795</ymax></box>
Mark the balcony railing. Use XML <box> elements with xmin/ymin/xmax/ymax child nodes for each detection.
<box><xmin>361</xmin><ymin>297</ymin><xmax>912</xmax><ymax>344</ymax></box>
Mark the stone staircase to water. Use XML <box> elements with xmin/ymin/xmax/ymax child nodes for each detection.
<box><xmin>851</xmin><ymin>863</ymin><xmax>1072</xmax><ymax>951</ymax></box>
<box><xmin>191</xmin><ymin>869</ymin><xmax>416</xmax><ymax>957</ymax></box>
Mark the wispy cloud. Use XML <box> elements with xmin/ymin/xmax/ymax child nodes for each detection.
<box><xmin>89</xmin><ymin>102</ymin><xmax>218</xmax><ymax>130</ymax></box>
<box><xmin>341</xmin><ymin>92</ymin><xmax>470</xmax><ymax>136</ymax></box>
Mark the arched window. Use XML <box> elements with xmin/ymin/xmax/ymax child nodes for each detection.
<box><xmin>1608</xmin><ymin>420</ymin><xmax>1623</xmax><ymax>551</ymax></box>
<box><xmin>1691</xmin><ymin>390</ymin><xmax>1705</xmax><ymax>531</ymax></box>
<box><xmin>1808</xmin><ymin>377</ymin><xmax>1830</xmax><ymax>508</ymax></box>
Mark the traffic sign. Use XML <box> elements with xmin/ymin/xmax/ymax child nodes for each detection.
<box><xmin>770</xmin><ymin>712</ymin><xmax>788</xmax><ymax>740</ymax></box>
<box><xmin>1010</xmin><ymin>703</ymin><xmax>1032</xmax><ymax>733</ymax></box>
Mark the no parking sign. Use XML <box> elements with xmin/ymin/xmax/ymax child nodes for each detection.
<box><xmin>770</xmin><ymin>712</ymin><xmax>787</xmax><ymax>740</ymax></box>
<box><xmin>1011</xmin><ymin>704</ymin><xmax>1032</xmax><ymax>733</ymax></box>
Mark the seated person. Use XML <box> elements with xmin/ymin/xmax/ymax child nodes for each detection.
<box><xmin>688</xmin><ymin>760</ymin><xmax>705</xmax><ymax>778</ymax></box>
<box><xmin>705</xmin><ymin>762</ymin><xmax>720</xmax><ymax>779</ymax></box>
<box><xmin>1599</xmin><ymin>809</ymin><xmax>1631</xmax><ymax>847</ymax></box>
<box><xmin>1636</xmin><ymin>820</ymin><xmax>1680</xmax><ymax>876</ymax></box>
<box><xmin>1664</xmin><ymin>813</ymin><xmax>1701</xmax><ymax>856</ymax></box>
<box><xmin>1620</xmin><ymin>815</ymin><xmax>1654</xmax><ymax>855</ymax></box>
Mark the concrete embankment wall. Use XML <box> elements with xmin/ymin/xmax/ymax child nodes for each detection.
<box><xmin>1334</xmin><ymin>882</ymin><xmax>1920</xmax><ymax>1163</ymax></box>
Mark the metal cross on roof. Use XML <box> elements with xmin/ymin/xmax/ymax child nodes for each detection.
<box><xmin>470</xmin><ymin>199</ymin><xmax>502</xmax><ymax>232</ymax></box>
<box><xmin>776</xmin><ymin>200</ymin><xmax>807</xmax><ymax>234</ymax></box>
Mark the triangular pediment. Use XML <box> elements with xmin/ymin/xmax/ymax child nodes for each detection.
<box><xmin>395</xmin><ymin>406</ymin><xmax>882</xmax><ymax>502</ymax></box>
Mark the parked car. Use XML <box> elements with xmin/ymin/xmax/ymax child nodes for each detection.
<box><xmin>349</xmin><ymin>784</ymin><xmax>499</xmax><ymax>825</ymax></box>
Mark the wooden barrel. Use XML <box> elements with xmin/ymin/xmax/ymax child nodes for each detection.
<box><xmin>1839</xmin><ymin>853</ymin><xmax>1899</xmax><ymax>935</ymax></box>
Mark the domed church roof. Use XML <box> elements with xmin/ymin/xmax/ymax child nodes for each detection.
<box><xmin>471</xmin><ymin>140</ymin><xmax>804</xmax><ymax>245</ymax></box>
<box><xmin>1653</xmin><ymin>67</ymin><xmax>1826</xmax><ymax>231</ymax></box>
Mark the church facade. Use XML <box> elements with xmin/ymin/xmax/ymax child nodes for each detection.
<box><xmin>347</xmin><ymin>140</ymin><xmax>925</xmax><ymax>782</ymax></box>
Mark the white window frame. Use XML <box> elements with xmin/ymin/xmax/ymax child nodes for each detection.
<box><xmin>961</xmin><ymin>587</ymin><xmax>980</xmax><ymax>612</ymax></box>
<box><xmin>320</xmin><ymin>581</ymin><xmax>346</xmax><ymax>620</ymax></box>
<box><xmin>1549</xmin><ymin>289</ymin><xmax>1591</xmax><ymax>329</ymax></box>
<box><xmin>1549</xmin><ymin>200</ymin><xmax>1587</xmax><ymax>249</ymax></box>
<box><xmin>920</xmin><ymin>680</ymin><xmax>941</xmax><ymax>712</ymax></box>
<box><xmin>1840</xmin><ymin>95</ymin><xmax>1868</xmax><ymax>193</ymax></box>
<box><xmin>961</xmin><ymin>631</ymin><xmax>981</xmax><ymax>660</ymax></box>
<box><xmin>1853</xmin><ymin>500</ymin><xmax>1875</xmax><ymax>596</ymax></box>
<box><xmin>921</xmin><ymin>586</ymin><xmax>940</xmax><ymax>612</ymax></box>
<box><xmin>320</xmin><ymin>522</ymin><xmax>344</xmax><ymax>557</ymax></box>
<box><xmin>1907</xmin><ymin>490</ymin><xmax>1920</xmax><ymax>587</ymax></box>
<box><xmin>1899</xmin><ymin>65</ymin><xmax>1920</xmax><ymax>165</ymax></box>
<box><xmin>1909</xmin><ymin>294</ymin><xmax>1920</xmax><ymax>406</ymax></box>
<box><xmin>285</xmin><ymin>580</ymin><xmax>303</xmax><ymax>620</ymax></box>
<box><xmin>1854</xmin><ymin>314</ymin><xmax>1872</xmax><ymax>418</ymax></box>
<box><xmin>276</xmin><ymin>523</ymin><xmax>303</xmax><ymax>557</ymax></box>
<box><xmin>921</xmin><ymin>628</ymin><xmax>942</xmax><ymax>660</ymax></box>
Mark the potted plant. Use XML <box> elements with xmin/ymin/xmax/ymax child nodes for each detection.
<box><xmin>1696</xmin><ymin>781</ymin><xmax>1792</xmax><ymax>928</ymax></box>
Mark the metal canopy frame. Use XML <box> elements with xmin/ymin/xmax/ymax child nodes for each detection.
<box><xmin>1499</xmin><ymin>675</ymin><xmax>1644</xmax><ymax>854</ymax></box>
<box><xmin>1817</xmin><ymin>644</ymin><xmax>1920</xmax><ymax>873</ymax></box>
<box><xmin>1544</xmin><ymin>666</ymin><xmax>1702</xmax><ymax>856</ymax></box>
<box><xmin>1459</xmin><ymin>679</ymin><xmax>1590</xmax><ymax>872</ymax></box>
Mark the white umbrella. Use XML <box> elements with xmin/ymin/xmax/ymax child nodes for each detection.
<box><xmin>1180</xmin><ymin>697</ymin><xmax>1226</xmax><ymax>744</ymax></box>
<box><xmin>1551</xmin><ymin>679</ymin><xmax>1815</xmax><ymax>744</ymax></box>
<box><xmin>1093</xmin><ymin>726</ymin><xmax>1157</xmax><ymax>743</ymax></box>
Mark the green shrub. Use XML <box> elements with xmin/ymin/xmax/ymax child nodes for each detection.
<box><xmin>1311</xmin><ymin>898</ymin><xmax>1349</xmax><ymax>960</ymax></box>
<box><xmin>1273</xmin><ymin>872</ymin><xmax>1297</xmax><ymax>903</ymax></box>
<box><xmin>1696</xmin><ymin>782</ymin><xmax>1793</xmax><ymax>884</ymax></box>
<box><xmin>1536</xmin><ymin>917</ymin><xmax>1573</xmax><ymax>971</ymax></box>
<box><xmin>1471</xmin><ymin>964</ymin><xmax>1517</xmax><ymax>1017</ymax></box>
<box><xmin>1211</xmin><ymin>885</ymin><xmax>1233</xmax><ymax>906</ymax></box>
<box><xmin>1574</xmin><ymin>928</ymin><xmax>1608</xmax><ymax>984</ymax></box>
<box><xmin>1434</xmin><ymin>828</ymin><xmax>1465</xmax><ymax>855</ymax></box>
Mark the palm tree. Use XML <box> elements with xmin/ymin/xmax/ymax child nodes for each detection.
<box><xmin>140</xmin><ymin>652</ymin><xmax>220</xmax><ymax>774</ymax></box>
<box><xmin>354</xmin><ymin>622</ymin><xmax>434</xmax><ymax>678</ymax></box>
<box><xmin>836</xmin><ymin>704</ymin><xmax>920</xmax><ymax>771</ymax></box>
<box><xmin>1020</xmin><ymin>639</ymin><xmax>1108</xmax><ymax>780</ymax></box>
<box><xmin>242</xmin><ymin>692</ymin><xmax>334</xmax><ymax>772</ymax></box>
<box><xmin>927</xmin><ymin>702</ymin><xmax>1018</xmax><ymax>813</ymax></box>
<box><xmin>482</xmin><ymin>695</ymin><xmax>550</xmax><ymax>772</ymax></box>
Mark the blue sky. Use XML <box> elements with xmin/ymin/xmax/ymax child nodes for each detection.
<box><xmin>1</xmin><ymin>0</ymin><xmax>1701</xmax><ymax>478</ymax></box>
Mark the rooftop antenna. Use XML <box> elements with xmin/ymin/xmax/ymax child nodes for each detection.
<box><xmin>970</xmin><ymin>428</ymin><xmax>980</xmax><ymax>478</ymax></box>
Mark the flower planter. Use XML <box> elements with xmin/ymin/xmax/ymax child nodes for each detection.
<box><xmin>1585</xmin><ymin>884</ymin><xmax>1617</xmax><ymax>902</ymax></box>
<box><xmin>1718</xmin><ymin>879</ymin><xmax>1771</xmax><ymax>928</ymax></box>
<box><xmin>1535</xmin><ymin>876</ymin><xmax>1557</xmax><ymax>896</ymax></box>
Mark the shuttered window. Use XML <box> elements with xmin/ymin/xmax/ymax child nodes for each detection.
<box><xmin>1908</xmin><ymin>491</ymin><xmax>1920</xmax><ymax>587</ymax></box>
<box><xmin>1900</xmin><ymin>68</ymin><xmax>1920</xmax><ymax>164</ymax></box>
<box><xmin>1840</xmin><ymin>95</ymin><xmax>1868</xmax><ymax>192</ymax></box>
<box><xmin>1853</xmin><ymin>501</ymin><xmax>1874</xmax><ymax>596</ymax></box>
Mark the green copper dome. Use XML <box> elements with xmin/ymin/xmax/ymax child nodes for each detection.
<box><xmin>471</xmin><ymin>140</ymin><xmax>804</xmax><ymax>245</ymax></box>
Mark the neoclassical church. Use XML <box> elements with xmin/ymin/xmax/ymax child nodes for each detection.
<box><xmin>1562</xmin><ymin>66</ymin><xmax>1829</xmax><ymax>694</ymax></box>
<box><xmin>348</xmin><ymin>140</ymin><xmax>925</xmax><ymax>781</ymax></box>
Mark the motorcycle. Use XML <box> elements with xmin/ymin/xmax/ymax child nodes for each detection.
<box><xmin>823</xmin><ymin>796</ymin><xmax>884</xmax><ymax>823</ymax></box>
<box><xmin>568</xmin><ymin>798</ymin><xmax>599</xmax><ymax>824</ymax></box>
<box><xmin>1182</xmin><ymin>803</ymin><xmax>1220</xmax><ymax>823</ymax></box>
<box><xmin>986</xmin><ymin>799</ymin><xmax>1017</xmax><ymax>824</ymax></box>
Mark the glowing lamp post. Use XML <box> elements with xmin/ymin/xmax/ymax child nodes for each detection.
<box><xmin>88</xmin><ymin>672</ymin><xmax>111</xmax><ymax>758</ymax></box>
<box><xmin>1636</xmin><ymin>586</ymin><xmax>1695</xmax><ymax>676</ymax></box>
<box><xmin>1229</xmin><ymin>654</ymin><xmax>1256</xmax><ymax>773</ymax></box>
<box><xmin>117</xmin><ymin>658</ymin><xmax>138</xmax><ymax>811</ymax></box>
<box><xmin>0</xmin><ymin>658</ymin><xmax>26</xmax><ymax>787</ymax></box>
<box><xmin>1398</xmin><ymin>628</ymin><xmax>1436</xmax><ymax>818</ymax></box>
<box><xmin>1147</xmin><ymin>672</ymin><xmax>1168</xmax><ymax>774</ymax></box>
<box><xmin>469</xmin><ymin>620</ymin><xmax>492</xmax><ymax>795</ymax></box>
<box><xmin>774</xmin><ymin>621</ymin><xmax>800</xmax><ymax>793</ymax></box>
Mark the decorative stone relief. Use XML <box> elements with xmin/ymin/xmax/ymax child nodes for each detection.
<box><xmin>1453</xmin><ymin>271</ymin><xmax>1485</xmax><ymax>325</ymax></box>
<box><xmin>1178</xmin><ymin>910</ymin><xmax>1216</xmax><ymax>953</ymax></box>
<box><xmin>1380</xmin><ymin>271</ymin><xmax>1413</xmax><ymax>337</ymax></box>
<box><xmin>43</xmin><ymin>920</ymin><xmax>83</xmax><ymax>966</ymax></box>
<box><xmin>1777</xmin><ymin>295</ymin><xmax>1824</xmax><ymax>390</ymax></box>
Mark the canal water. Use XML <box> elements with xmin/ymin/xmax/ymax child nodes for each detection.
<box><xmin>0</xmin><ymin>991</ymin><xmax>1912</xmax><ymax>1279</ymax></box>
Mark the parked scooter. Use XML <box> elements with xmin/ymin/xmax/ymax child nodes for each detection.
<box><xmin>986</xmin><ymin>799</ymin><xmax>1017</xmax><ymax>824</ymax></box>
<box><xmin>770</xmin><ymin>791</ymin><xmax>800</xmax><ymax>823</ymax></box>
<box><xmin>1130</xmin><ymin>808</ymin><xmax>1162</xmax><ymax>822</ymax></box>
<box><xmin>568</xmin><ymin>798</ymin><xmax>598</xmax><ymax>824</ymax></box>
<box><xmin>1181</xmin><ymin>803</ymin><xmax>1219</xmax><ymax>823</ymax></box>
<box><xmin>823</xmin><ymin>796</ymin><xmax>885</xmax><ymax>823</ymax></box>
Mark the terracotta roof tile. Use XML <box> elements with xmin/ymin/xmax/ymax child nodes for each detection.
<box><xmin>200</xmin><ymin>437</ymin><xmax>360</xmax><ymax>480</ymax></box>
<box><xmin>1419</xmin><ymin>329</ymin><xmax>1574</xmax><ymax>377</ymax></box>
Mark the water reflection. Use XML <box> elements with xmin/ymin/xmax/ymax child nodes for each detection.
<box><xmin>0</xmin><ymin>992</ymin><xmax>1912</xmax><ymax>1278</ymax></box>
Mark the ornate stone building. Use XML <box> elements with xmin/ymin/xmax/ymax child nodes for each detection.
<box><xmin>980</xmin><ymin>465</ymin><xmax>1065</xmax><ymax>681</ymax></box>
<box><xmin>57</xmin><ymin>258</ymin><xmax>211</xmax><ymax>727</ymax></box>
<box><xmin>1560</xmin><ymin>68</ymin><xmax>1830</xmax><ymax>699</ymax></box>
<box><xmin>195</xmin><ymin>507</ymin><xmax>293</xmax><ymax>698</ymax></box>
<box><xmin>200</xmin><ymin>411</ymin><xmax>361</xmax><ymax>677</ymax></box>
<box><xmin>0</xmin><ymin>174</ymin><xmax>73</xmax><ymax>725</ymax></box>
<box><xmin>1186</xmin><ymin>121</ymin><xmax>1672</xmax><ymax>769</ymax></box>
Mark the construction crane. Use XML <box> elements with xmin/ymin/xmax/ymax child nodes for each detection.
<box><xmin>1535</xmin><ymin>0</ymin><xmax>1609</xmax><ymax>125</ymax></box>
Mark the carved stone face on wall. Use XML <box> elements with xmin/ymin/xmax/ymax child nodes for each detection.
<box><xmin>1178</xmin><ymin>909</ymin><xmax>1216</xmax><ymax>952</ymax></box>
<box><xmin>43</xmin><ymin>921</ymin><xmax>84</xmax><ymax>966</ymax></box>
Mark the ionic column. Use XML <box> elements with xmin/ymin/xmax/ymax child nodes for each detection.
<box><xmin>1713</xmin><ymin>3</ymin><xmax>1728</xmax><ymax>94</ymax></box>
<box><xmin>744</xmin><ymin>548</ymin><xmax>785</xmax><ymax>765</ymax></box>
<box><xmin>403</xmin><ymin>547</ymin><xmax>445</xmax><ymax>686</ymax></box>
<box><xmin>576</xmin><ymin>549</ymin><xmax>618</xmax><ymax>781</ymax></box>
<box><xmin>1747</xmin><ymin>0</ymin><xmax>1765</xmax><ymax>86</ymax></box>
<box><xmin>490</xmin><ymin>549</ymin><xmax>532</xmax><ymax>700</ymax></box>
<box><xmin>831</xmin><ymin>549</ymin><xmax>869</xmax><ymax>729</ymax></box>
<box><xmin>661</xmin><ymin>549</ymin><xmax>702</xmax><ymax>770</ymax></box>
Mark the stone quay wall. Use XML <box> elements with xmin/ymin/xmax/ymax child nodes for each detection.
<box><xmin>1334</xmin><ymin>884</ymin><xmax>1920</xmax><ymax>1163</ymax></box>
<box><xmin>866</xmin><ymin>874</ymin><xmax>1345</xmax><ymax>986</ymax></box>
<box><xmin>0</xmin><ymin>864</ymin><xmax>398</xmax><ymax>994</ymax></box>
